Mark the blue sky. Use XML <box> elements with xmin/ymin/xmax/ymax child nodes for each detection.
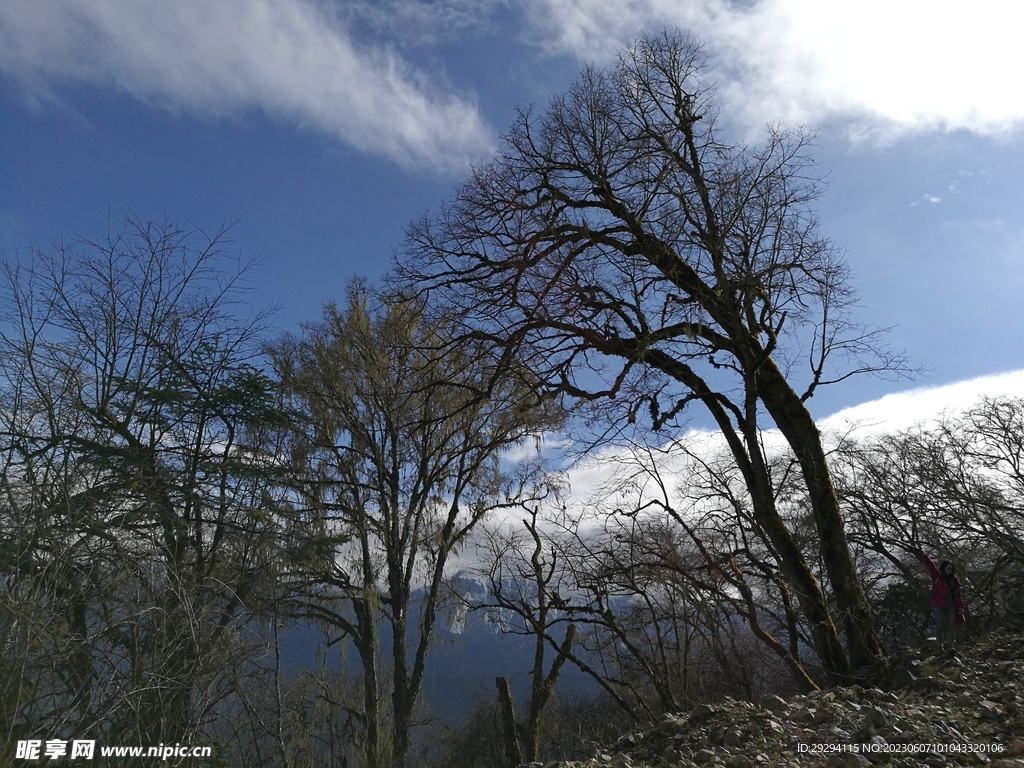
<box><xmin>2</xmin><ymin>0</ymin><xmax>1023</xmax><ymax>421</ymax></box>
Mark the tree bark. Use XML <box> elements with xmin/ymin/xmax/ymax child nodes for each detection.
<box><xmin>496</xmin><ymin>676</ymin><xmax>523</xmax><ymax>767</ymax></box>
<box><xmin>754</xmin><ymin>357</ymin><xmax>884</xmax><ymax>670</ymax></box>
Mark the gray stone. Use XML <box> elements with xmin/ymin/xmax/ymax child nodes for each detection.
<box><xmin>941</xmin><ymin>665</ymin><xmax>963</xmax><ymax>680</ymax></box>
<box><xmin>979</xmin><ymin>699</ymin><xmax>1004</xmax><ymax>718</ymax></box>
<box><xmin>788</xmin><ymin>708</ymin><xmax>814</xmax><ymax>724</ymax></box>
<box><xmin>864</xmin><ymin>706</ymin><xmax>888</xmax><ymax>727</ymax></box>
<box><xmin>547</xmin><ymin>631</ymin><xmax>1024</xmax><ymax>768</ymax></box>
<box><xmin>891</xmin><ymin>668</ymin><xmax>917</xmax><ymax>689</ymax></box>
<box><xmin>811</xmin><ymin>705</ymin><xmax>834</xmax><ymax>724</ymax></box>
<box><xmin>690</xmin><ymin>704</ymin><xmax>717</xmax><ymax>719</ymax></box>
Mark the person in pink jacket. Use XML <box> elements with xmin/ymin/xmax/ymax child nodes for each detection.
<box><xmin>918</xmin><ymin>551</ymin><xmax>966</xmax><ymax>654</ymax></box>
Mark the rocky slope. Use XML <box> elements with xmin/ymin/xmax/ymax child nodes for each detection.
<box><xmin>519</xmin><ymin>631</ymin><xmax>1024</xmax><ymax>768</ymax></box>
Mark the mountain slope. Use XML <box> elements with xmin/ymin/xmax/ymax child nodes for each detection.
<box><xmin>520</xmin><ymin>631</ymin><xmax>1024</xmax><ymax>768</ymax></box>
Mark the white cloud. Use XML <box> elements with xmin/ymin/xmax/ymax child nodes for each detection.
<box><xmin>524</xmin><ymin>0</ymin><xmax>1024</xmax><ymax>139</ymax></box>
<box><xmin>0</xmin><ymin>0</ymin><xmax>493</xmax><ymax>171</ymax></box>
<box><xmin>819</xmin><ymin>370</ymin><xmax>1024</xmax><ymax>436</ymax></box>
<box><xmin>557</xmin><ymin>370</ymin><xmax>1024</xmax><ymax>508</ymax></box>
<box><xmin>341</xmin><ymin>0</ymin><xmax>508</xmax><ymax>47</ymax></box>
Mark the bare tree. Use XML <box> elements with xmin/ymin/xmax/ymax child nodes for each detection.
<box><xmin>402</xmin><ymin>32</ymin><xmax>907</xmax><ymax>676</ymax></box>
<box><xmin>475</xmin><ymin>494</ymin><xmax>578</xmax><ymax>764</ymax></box>
<box><xmin>0</xmin><ymin>215</ymin><xmax>284</xmax><ymax>748</ymax></box>
<box><xmin>563</xmin><ymin>441</ymin><xmax>819</xmax><ymax>704</ymax></box>
<box><xmin>272</xmin><ymin>282</ymin><xmax>558</xmax><ymax>768</ymax></box>
<box><xmin>836</xmin><ymin>396</ymin><xmax>1024</xmax><ymax>636</ymax></box>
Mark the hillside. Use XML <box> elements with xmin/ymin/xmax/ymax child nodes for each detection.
<box><xmin>518</xmin><ymin>631</ymin><xmax>1024</xmax><ymax>768</ymax></box>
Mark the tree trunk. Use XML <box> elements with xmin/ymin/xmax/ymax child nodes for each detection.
<box><xmin>755</xmin><ymin>358</ymin><xmax>884</xmax><ymax>670</ymax></box>
<box><xmin>354</xmin><ymin>598</ymin><xmax>380</xmax><ymax>768</ymax></box>
<box><xmin>640</xmin><ymin>346</ymin><xmax>851</xmax><ymax>683</ymax></box>
<box><xmin>496</xmin><ymin>676</ymin><xmax>523</xmax><ymax>767</ymax></box>
<box><xmin>727</xmin><ymin>556</ymin><xmax>820</xmax><ymax>693</ymax></box>
<box><xmin>390</xmin><ymin>606</ymin><xmax>411</xmax><ymax>768</ymax></box>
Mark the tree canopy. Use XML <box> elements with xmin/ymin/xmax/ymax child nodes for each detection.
<box><xmin>401</xmin><ymin>31</ymin><xmax>907</xmax><ymax>675</ymax></box>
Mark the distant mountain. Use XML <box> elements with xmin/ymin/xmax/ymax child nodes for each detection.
<box><xmin>274</xmin><ymin>576</ymin><xmax>598</xmax><ymax>723</ymax></box>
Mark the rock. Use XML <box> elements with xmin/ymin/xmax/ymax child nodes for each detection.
<box><xmin>979</xmin><ymin>699</ymin><xmax>1004</xmax><ymax>718</ymax></box>
<box><xmin>941</xmin><ymin>665</ymin><xmax>963</xmax><ymax>680</ymax></box>
<box><xmin>826</xmin><ymin>755</ymin><xmax>871</xmax><ymax>768</ymax></box>
<box><xmin>788</xmin><ymin>708</ymin><xmax>814</xmax><ymax>724</ymax></box>
<box><xmin>811</xmin><ymin>704</ymin><xmax>834</xmax><ymax>724</ymax></box>
<box><xmin>891</xmin><ymin>667</ymin><xmax>917</xmax><ymax>689</ymax></box>
<box><xmin>538</xmin><ymin>630</ymin><xmax>1024</xmax><ymax>768</ymax></box>
<box><xmin>863</xmin><ymin>705</ymin><xmax>888</xmax><ymax>727</ymax></box>
<box><xmin>690</xmin><ymin>703</ymin><xmax>717</xmax><ymax>719</ymax></box>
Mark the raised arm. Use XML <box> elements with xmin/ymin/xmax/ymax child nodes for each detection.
<box><xmin>918</xmin><ymin>552</ymin><xmax>939</xmax><ymax>580</ymax></box>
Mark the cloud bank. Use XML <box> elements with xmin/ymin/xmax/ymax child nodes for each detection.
<box><xmin>0</xmin><ymin>0</ymin><xmax>492</xmax><ymax>172</ymax></box>
<box><xmin>557</xmin><ymin>369</ymin><xmax>1024</xmax><ymax>511</ymax></box>
<box><xmin>525</xmin><ymin>0</ymin><xmax>1024</xmax><ymax>139</ymax></box>
<box><xmin>820</xmin><ymin>369</ymin><xmax>1024</xmax><ymax>436</ymax></box>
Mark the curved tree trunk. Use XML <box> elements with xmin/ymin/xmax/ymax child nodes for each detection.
<box><xmin>640</xmin><ymin>346</ymin><xmax>851</xmax><ymax>682</ymax></box>
<box><xmin>754</xmin><ymin>357</ymin><xmax>884</xmax><ymax>670</ymax></box>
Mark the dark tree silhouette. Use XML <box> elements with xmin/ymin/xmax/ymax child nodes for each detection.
<box><xmin>402</xmin><ymin>32</ymin><xmax>907</xmax><ymax>676</ymax></box>
<box><xmin>272</xmin><ymin>283</ymin><xmax>558</xmax><ymax>768</ymax></box>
